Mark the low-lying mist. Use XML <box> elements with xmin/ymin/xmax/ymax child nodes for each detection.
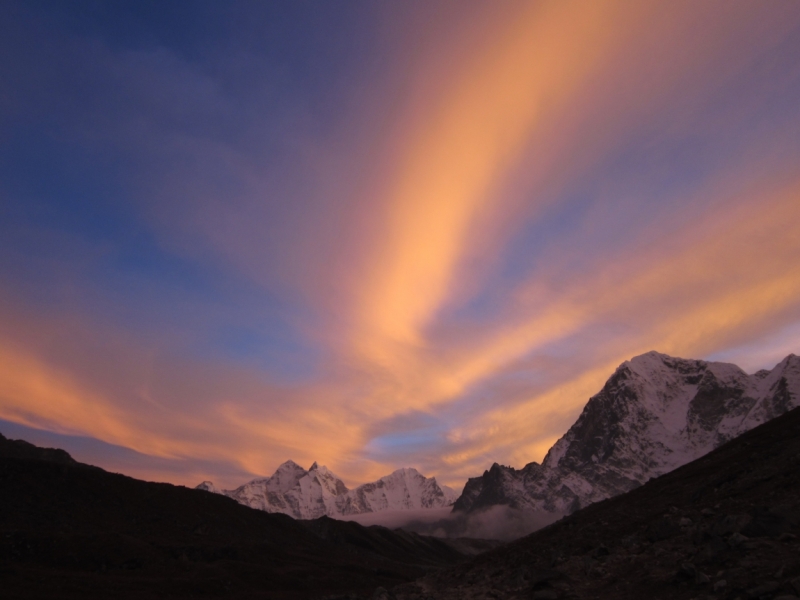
<box><xmin>342</xmin><ymin>506</ymin><xmax>563</xmax><ymax>542</ymax></box>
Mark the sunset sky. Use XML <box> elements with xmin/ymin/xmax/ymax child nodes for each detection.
<box><xmin>1</xmin><ymin>1</ymin><xmax>799</xmax><ymax>490</ymax></box>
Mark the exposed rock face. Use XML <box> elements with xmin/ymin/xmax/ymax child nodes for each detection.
<box><xmin>199</xmin><ymin>462</ymin><xmax>458</xmax><ymax>520</ymax></box>
<box><xmin>454</xmin><ymin>352</ymin><xmax>800</xmax><ymax>515</ymax></box>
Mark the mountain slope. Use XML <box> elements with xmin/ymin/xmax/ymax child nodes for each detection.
<box><xmin>0</xmin><ymin>433</ymin><xmax>470</xmax><ymax>599</ymax></box>
<box><xmin>397</xmin><ymin>406</ymin><xmax>800</xmax><ymax>600</ymax></box>
<box><xmin>455</xmin><ymin>352</ymin><xmax>800</xmax><ymax>515</ymax></box>
<box><xmin>203</xmin><ymin>462</ymin><xmax>458</xmax><ymax>519</ymax></box>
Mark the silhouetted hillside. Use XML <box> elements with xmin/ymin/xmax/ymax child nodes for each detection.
<box><xmin>395</xmin><ymin>407</ymin><xmax>800</xmax><ymax>600</ymax></box>
<box><xmin>0</xmin><ymin>432</ymin><xmax>472</xmax><ymax>599</ymax></box>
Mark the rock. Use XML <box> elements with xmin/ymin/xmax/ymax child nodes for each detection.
<box><xmin>679</xmin><ymin>563</ymin><xmax>697</xmax><ymax>578</ymax></box>
<box><xmin>741</xmin><ymin>507</ymin><xmax>789</xmax><ymax>538</ymax></box>
<box><xmin>702</xmin><ymin>508</ymin><xmax>717</xmax><ymax>517</ymax></box>
<box><xmin>792</xmin><ymin>577</ymin><xmax>800</xmax><ymax>595</ymax></box>
<box><xmin>680</xmin><ymin>517</ymin><xmax>693</xmax><ymax>527</ymax></box>
<box><xmin>581</xmin><ymin>555</ymin><xmax>596</xmax><ymax>575</ymax></box>
<box><xmin>528</xmin><ymin>569</ymin><xmax>562</xmax><ymax>586</ymax></box>
<box><xmin>532</xmin><ymin>591</ymin><xmax>559</xmax><ymax>600</ymax></box>
<box><xmin>745</xmin><ymin>581</ymin><xmax>780</xmax><ymax>598</ymax></box>
<box><xmin>372</xmin><ymin>587</ymin><xmax>394</xmax><ymax>600</ymax></box>
<box><xmin>727</xmin><ymin>532</ymin><xmax>749</xmax><ymax>548</ymax></box>
<box><xmin>713</xmin><ymin>579</ymin><xmax>727</xmax><ymax>592</ymax></box>
<box><xmin>647</xmin><ymin>517</ymin><xmax>680</xmax><ymax>542</ymax></box>
<box><xmin>695</xmin><ymin>571</ymin><xmax>710</xmax><ymax>585</ymax></box>
<box><xmin>696</xmin><ymin>535</ymin><xmax>729</xmax><ymax>563</ymax></box>
<box><xmin>505</xmin><ymin>567</ymin><xmax>529</xmax><ymax>590</ymax></box>
<box><xmin>774</xmin><ymin>596</ymin><xmax>800</xmax><ymax>600</ymax></box>
<box><xmin>711</xmin><ymin>514</ymin><xmax>752</xmax><ymax>536</ymax></box>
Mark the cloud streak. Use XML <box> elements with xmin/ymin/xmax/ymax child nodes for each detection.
<box><xmin>0</xmin><ymin>1</ymin><xmax>799</xmax><ymax>490</ymax></box>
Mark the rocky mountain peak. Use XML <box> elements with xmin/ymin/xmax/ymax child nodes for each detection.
<box><xmin>453</xmin><ymin>352</ymin><xmax>799</xmax><ymax>515</ymax></box>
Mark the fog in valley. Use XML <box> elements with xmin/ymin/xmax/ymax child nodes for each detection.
<box><xmin>342</xmin><ymin>506</ymin><xmax>563</xmax><ymax>542</ymax></box>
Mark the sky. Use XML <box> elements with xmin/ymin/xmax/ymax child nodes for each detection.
<box><xmin>1</xmin><ymin>1</ymin><xmax>799</xmax><ymax>491</ymax></box>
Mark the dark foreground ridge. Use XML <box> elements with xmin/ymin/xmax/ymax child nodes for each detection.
<box><xmin>0</xmin><ymin>433</ymin><xmax>475</xmax><ymax>599</ymax></box>
<box><xmin>394</xmin><ymin>407</ymin><xmax>800</xmax><ymax>600</ymax></box>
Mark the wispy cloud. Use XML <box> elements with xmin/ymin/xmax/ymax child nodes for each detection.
<box><xmin>0</xmin><ymin>1</ymin><xmax>798</xmax><ymax>489</ymax></box>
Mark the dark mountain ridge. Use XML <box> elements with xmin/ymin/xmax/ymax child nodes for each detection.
<box><xmin>0</xmin><ymin>432</ymin><xmax>473</xmax><ymax>599</ymax></box>
<box><xmin>396</xmin><ymin>406</ymin><xmax>800</xmax><ymax>600</ymax></box>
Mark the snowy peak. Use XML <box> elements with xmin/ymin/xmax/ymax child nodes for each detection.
<box><xmin>196</xmin><ymin>463</ymin><xmax>454</xmax><ymax>520</ymax></box>
<box><xmin>195</xmin><ymin>481</ymin><xmax>218</xmax><ymax>494</ymax></box>
<box><xmin>336</xmin><ymin>467</ymin><xmax>458</xmax><ymax>515</ymax></box>
<box><xmin>307</xmin><ymin>463</ymin><xmax>349</xmax><ymax>497</ymax></box>
<box><xmin>266</xmin><ymin>459</ymin><xmax>309</xmax><ymax>495</ymax></box>
<box><xmin>211</xmin><ymin>460</ymin><xmax>349</xmax><ymax>518</ymax></box>
<box><xmin>454</xmin><ymin>352</ymin><xmax>800</xmax><ymax>515</ymax></box>
<box><xmin>744</xmin><ymin>353</ymin><xmax>799</xmax><ymax>426</ymax></box>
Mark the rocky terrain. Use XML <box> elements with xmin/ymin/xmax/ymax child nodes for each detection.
<box><xmin>394</xmin><ymin>406</ymin><xmax>800</xmax><ymax>600</ymax></box>
<box><xmin>0</xmin><ymin>433</ymin><xmax>477</xmax><ymax>599</ymax></box>
<box><xmin>199</xmin><ymin>461</ymin><xmax>457</xmax><ymax>520</ymax></box>
<box><xmin>455</xmin><ymin>352</ymin><xmax>800</xmax><ymax>515</ymax></box>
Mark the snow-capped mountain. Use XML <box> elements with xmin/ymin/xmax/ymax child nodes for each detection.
<box><xmin>337</xmin><ymin>467</ymin><xmax>458</xmax><ymax>514</ymax></box>
<box><xmin>198</xmin><ymin>462</ymin><xmax>457</xmax><ymax>520</ymax></box>
<box><xmin>454</xmin><ymin>351</ymin><xmax>800</xmax><ymax>515</ymax></box>
<box><xmin>196</xmin><ymin>480</ymin><xmax>218</xmax><ymax>494</ymax></box>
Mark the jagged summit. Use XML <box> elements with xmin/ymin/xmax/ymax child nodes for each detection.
<box><xmin>196</xmin><ymin>480</ymin><xmax>218</xmax><ymax>494</ymax></box>
<box><xmin>336</xmin><ymin>467</ymin><xmax>457</xmax><ymax>515</ymax></box>
<box><xmin>198</xmin><ymin>462</ymin><xmax>456</xmax><ymax>519</ymax></box>
<box><xmin>454</xmin><ymin>351</ymin><xmax>800</xmax><ymax>515</ymax></box>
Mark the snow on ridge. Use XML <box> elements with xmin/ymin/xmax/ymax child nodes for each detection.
<box><xmin>454</xmin><ymin>351</ymin><xmax>800</xmax><ymax>516</ymax></box>
<box><xmin>197</xmin><ymin>462</ymin><xmax>456</xmax><ymax>520</ymax></box>
<box><xmin>196</xmin><ymin>481</ymin><xmax>218</xmax><ymax>494</ymax></box>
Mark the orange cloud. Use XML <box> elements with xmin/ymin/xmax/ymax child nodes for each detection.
<box><xmin>2</xmin><ymin>2</ymin><xmax>800</xmax><ymax>492</ymax></box>
<box><xmin>331</xmin><ymin>0</ymin><xmax>800</xmax><ymax>424</ymax></box>
<box><xmin>352</xmin><ymin>2</ymin><xmax>631</xmax><ymax>349</ymax></box>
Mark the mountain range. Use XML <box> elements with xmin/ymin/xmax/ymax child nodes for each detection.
<box><xmin>3</xmin><ymin>384</ymin><xmax>798</xmax><ymax>599</ymax></box>
<box><xmin>2</xmin><ymin>350</ymin><xmax>799</xmax><ymax>598</ymax></box>
<box><xmin>0</xmin><ymin>431</ymin><xmax>478</xmax><ymax>600</ymax></box>
<box><xmin>198</xmin><ymin>352</ymin><xmax>799</xmax><ymax>524</ymax></box>
<box><xmin>198</xmin><ymin>461</ymin><xmax>458</xmax><ymax>519</ymax></box>
<box><xmin>454</xmin><ymin>351</ymin><xmax>800</xmax><ymax>515</ymax></box>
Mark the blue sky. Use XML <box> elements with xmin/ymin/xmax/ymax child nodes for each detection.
<box><xmin>1</xmin><ymin>1</ymin><xmax>799</xmax><ymax>489</ymax></box>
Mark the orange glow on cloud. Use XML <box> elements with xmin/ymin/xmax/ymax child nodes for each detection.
<box><xmin>433</xmin><ymin>179</ymin><xmax>800</xmax><ymax>479</ymax></box>
<box><xmin>0</xmin><ymin>343</ymin><xmax>130</xmax><ymax>443</ymax></box>
<box><xmin>355</xmin><ymin>2</ymin><xmax>625</xmax><ymax>348</ymax></box>
<box><xmin>1</xmin><ymin>2</ymin><xmax>799</xmax><ymax>490</ymax></box>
